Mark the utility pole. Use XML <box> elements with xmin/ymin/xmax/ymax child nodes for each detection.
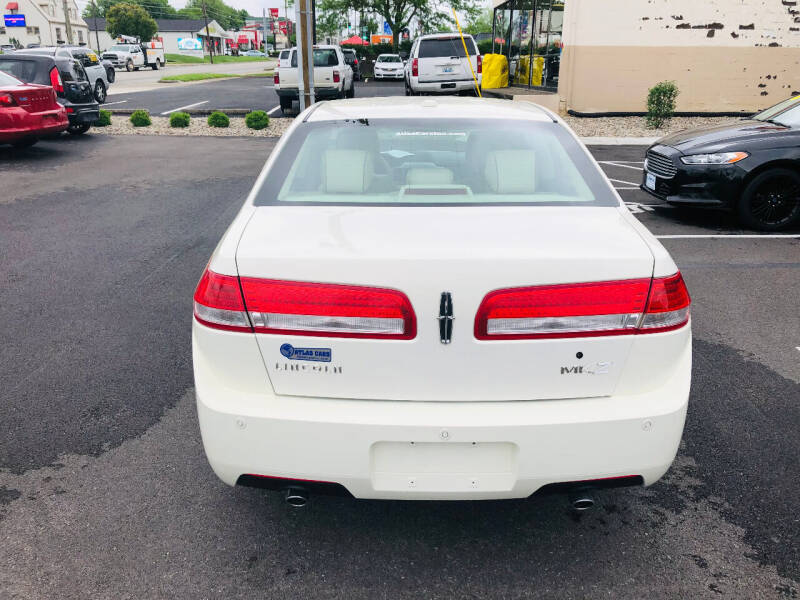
<box><xmin>62</xmin><ymin>0</ymin><xmax>74</xmax><ymax>44</ymax></box>
<box><xmin>295</xmin><ymin>0</ymin><xmax>313</xmax><ymax>110</ymax></box>
<box><xmin>262</xmin><ymin>8</ymin><xmax>267</xmax><ymax>52</ymax></box>
<box><xmin>202</xmin><ymin>0</ymin><xmax>213</xmax><ymax>64</ymax></box>
<box><xmin>91</xmin><ymin>0</ymin><xmax>100</xmax><ymax>50</ymax></box>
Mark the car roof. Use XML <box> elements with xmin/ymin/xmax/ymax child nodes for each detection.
<box><xmin>417</xmin><ymin>32</ymin><xmax>475</xmax><ymax>40</ymax></box>
<box><xmin>305</xmin><ymin>96</ymin><xmax>556</xmax><ymax>123</ymax></box>
<box><xmin>0</xmin><ymin>53</ymin><xmax>56</xmax><ymax>63</ymax></box>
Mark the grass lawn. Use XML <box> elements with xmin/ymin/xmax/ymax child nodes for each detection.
<box><xmin>165</xmin><ymin>53</ymin><xmax>271</xmax><ymax>64</ymax></box>
<box><xmin>159</xmin><ymin>71</ymin><xmax>274</xmax><ymax>83</ymax></box>
<box><xmin>159</xmin><ymin>73</ymin><xmax>237</xmax><ymax>82</ymax></box>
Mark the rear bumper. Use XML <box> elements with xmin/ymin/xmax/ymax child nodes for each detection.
<box><xmin>0</xmin><ymin>107</ymin><xmax>69</xmax><ymax>142</ymax></box>
<box><xmin>411</xmin><ymin>77</ymin><xmax>481</xmax><ymax>93</ymax></box>
<box><xmin>194</xmin><ymin>322</ymin><xmax>691</xmax><ymax>500</ymax></box>
<box><xmin>66</xmin><ymin>105</ymin><xmax>100</xmax><ymax>125</ymax></box>
<box><xmin>276</xmin><ymin>86</ymin><xmax>341</xmax><ymax>100</ymax></box>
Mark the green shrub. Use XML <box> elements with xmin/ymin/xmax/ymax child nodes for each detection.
<box><xmin>646</xmin><ymin>81</ymin><xmax>679</xmax><ymax>129</ymax></box>
<box><xmin>96</xmin><ymin>109</ymin><xmax>112</xmax><ymax>127</ymax></box>
<box><xmin>169</xmin><ymin>111</ymin><xmax>190</xmax><ymax>128</ymax></box>
<box><xmin>477</xmin><ymin>39</ymin><xmax>494</xmax><ymax>56</ymax></box>
<box><xmin>129</xmin><ymin>109</ymin><xmax>151</xmax><ymax>127</ymax></box>
<box><xmin>245</xmin><ymin>110</ymin><xmax>269</xmax><ymax>130</ymax></box>
<box><xmin>207</xmin><ymin>111</ymin><xmax>230</xmax><ymax>128</ymax></box>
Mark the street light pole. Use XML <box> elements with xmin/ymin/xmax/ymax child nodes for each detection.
<box><xmin>202</xmin><ymin>0</ymin><xmax>214</xmax><ymax>64</ymax></box>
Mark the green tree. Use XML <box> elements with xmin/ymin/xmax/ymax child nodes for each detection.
<box><xmin>316</xmin><ymin>5</ymin><xmax>348</xmax><ymax>40</ymax></box>
<box><xmin>83</xmin><ymin>0</ymin><xmax>176</xmax><ymax>20</ymax></box>
<box><xmin>464</xmin><ymin>7</ymin><xmax>492</xmax><ymax>35</ymax></box>
<box><xmin>323</xmin><ymin>0</ymin><xmax>480</xmax><ymax>48</ymax></box>
<box><xmin>178</xmin><ymin>0</ymin><xmax>247</xmax><ymax>30</ymax></box>
<box><xmin>105</xmin><ymin>3</ymin><xmax>158</xmax><ymax>41</ymax></box>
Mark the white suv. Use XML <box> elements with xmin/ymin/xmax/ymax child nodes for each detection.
<box><xmin>405</xmin><ymin>33</ymin><xmax>482</xmax><ymax>95</ymax></box>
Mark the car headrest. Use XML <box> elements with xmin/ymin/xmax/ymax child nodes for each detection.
<box><xmin>406</xmin><ymin>167</ymin><xmax>454</xmax><ymax>186</ymax></box>
<box><xmin>484</xmin><ymin>150</ymin><xmax>536</xmax><ymax>194</ymax></box>
<box><xmin>324</xmin><ymin>150</ymin><xmax>374</xmax><ymax>193</ymax></box>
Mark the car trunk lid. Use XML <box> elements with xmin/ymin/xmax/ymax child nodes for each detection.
<box><xmin>6</xmin><ymin>83</ymin><xmax>57</xmax><ymax>112</ymax></box>
<box><xmin>235</xmin><ymin>206</ymin><xmax>655</xmax><ymax>402</ymax></box>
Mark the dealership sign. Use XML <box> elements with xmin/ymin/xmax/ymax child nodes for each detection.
<box><xmin>4</xmin><ymin>14</ymin><xmax>26</xmax><ymax>26</ymax></box>
<box><xmin>176</xmin><ymin>37</ymin><xmax>204</xmax><ymax>58</ymax></box>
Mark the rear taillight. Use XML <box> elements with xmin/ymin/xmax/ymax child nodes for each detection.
<box><xmin>0</xmin><ymin>93</ymin><xmax>15</xmax><ymax>106</ymax></box>
<box><xmin>474</xmin><ymin>273</ymin><xmax>690</xmax><ymax>340</ymax></box>
<box><xmin>354</xmin><ymin>58</ymin><xmax>358</xmax><ymax>65</ymax></box>
<box><xmin>639</xmin><ymin>272</ymin><xmax>691</xmax><ymax>332</ymax></box>
<box><xmin>477</xmin><ymin>54</ymin><xmax>482</xmax><ymax>74</ymax></box>
<box><xmin>274</xmin><ymin>71</ymin><xmax>279</xmax><ymax>84</ymax></box>
<box><xmin>411</xmin><ymin>58</ymin><xmax>418</xmax><ymax>77</ymax></box>
<box><xmin>193</xmin><ymin>268</ymin><xmax>252</xmax><ymax>332</ymax></box>
<box><xmin>333</xmin><ymin>69</ymin><xmax>340</xmax><ymax>83</ymax></box>
<box><xmin>49</xmin><ymin>67</ymin><xmax>63</xmax><ymax>93</ymax></box>
<box><xmin>241</xmin><ymin>278</ymin><xmax>416</xmax><ymax>339</ymax></box>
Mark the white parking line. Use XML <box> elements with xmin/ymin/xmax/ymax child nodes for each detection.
<box><xmin>267</xmin><ymin>105</ymin><xmax>282</xmax><ymax>115</ymax></box>
<box><xmin>599</xmin><ymin>160</ymin><xmax>644</xmax><ymax>164</ymax></box>
<box><xmin>656</xmin><ymin>234</ymin><xmax>800</xmax><ymax>239</ymax></box>
<box><xmin>608</xmin><ymin>177</ymin><xmax>641</xmax><ymax>187</ymax></box>
<box><xmin>615</xmin><ymin>187</ymin><xmax>640</xmax><ymax>191</ymax></box>
<box><xmin>600</xmin><ymin>161</ymin><xmax>644</xmax><ymax>171</ymax></box>
<box><xmin>102</xmin><ymin>100</ymin><xmax>128</xmax><ymax>106</ymax></box>
<box><xmin>160</xmin><ymin>100</ymin><xmax>208</xmax><ymax>115</ymax></box>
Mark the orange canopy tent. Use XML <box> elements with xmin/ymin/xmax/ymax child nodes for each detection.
<box><xmin>341</xmin><ymin>35</ymin><xmax>369</xmax><ymax>46</ymax></box>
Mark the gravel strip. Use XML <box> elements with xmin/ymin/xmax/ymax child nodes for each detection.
<box><xmin>94</xmin><ymin>116</ymin><xmax>292</xmax><ymax>137</ymax></box>
<box><xmin>563</xmin><ymin>115</ymin><xmax>738</xmax><ymax>138</ymax></box>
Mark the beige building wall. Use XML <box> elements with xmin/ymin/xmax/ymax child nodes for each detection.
<box><xmin>557</xmin><ymin>0</ymin><xmax>800</xmax><ymax>113</ymax></box>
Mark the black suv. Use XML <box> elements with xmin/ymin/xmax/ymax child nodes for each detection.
<box><xmin>342</xmin><ymin>48</ymin><xmax>361</xmax><ymax>81</ymax></box>
<box><xmin>0</xmin><ymin>53</ymin><xmax>100</xmax><ymax>135</ymax></box>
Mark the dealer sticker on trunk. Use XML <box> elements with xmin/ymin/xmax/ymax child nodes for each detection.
<box><xmin>280</xmin><ymin>343</ymin><xmax>331</xmax><ymax>362</ymax></box>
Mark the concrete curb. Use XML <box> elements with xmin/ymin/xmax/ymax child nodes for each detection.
<box><xmin>581</xmin><ymin>136</ymin><xmax>659</xmax><ymax>146</ymax></box>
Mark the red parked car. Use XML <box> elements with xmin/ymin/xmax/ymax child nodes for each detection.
<box><xmin>0</xmin><ymin>70</ymin><xmax>68</xmax><ymax>148</ymax></box>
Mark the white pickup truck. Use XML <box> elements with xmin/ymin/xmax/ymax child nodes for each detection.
<box><xmin>102</xmin><ymin>40</ymin><xmax>165</xmax><ymax>71</ymax></box>
<box><xmin>273</xmin><ymin>45</ymin><xmax>354</xmax><ymax>114</ymax></box>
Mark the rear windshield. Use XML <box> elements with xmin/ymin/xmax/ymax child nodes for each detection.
<box><xmin>0</xmin><ymin>70</ymin><xmax>22</xmax><ymax>85</ymax></box>
<box><xmin>378</xmin><ymin>55</ymin><xmax>402</xmax><ymax>62</ymax></box>
<box><xmin>253</xmin><ymin>119</ymin><xmax>617</xmax><ymax>207</ymax></box>
<box><xmin>0</xmin><ymin>58</ymin><xmax>39</xmax><ymax>83</ymax></box>
<box><xmin>291</xmin><ymin>49</ymin><xmax>339</xmax><ymax>67</ymax></box>
<box><xmin>418</xmin><ymin>37</ymin><xmax>476</xmax><ymax>58</ymax></box>
<box><xmin>60</xmin><ymin>60</ymin><xmax>88</xmax><ymax>82</ymax></box>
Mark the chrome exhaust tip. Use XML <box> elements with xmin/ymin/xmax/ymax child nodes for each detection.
<box><xmin>569</xmin><ymin>493</ymin><xmax>595</xmax><ymax>511</ymax></box>
<box><xmin>284</xmin><ymin>487</ymin><xmax>309</xmax><ymax>508</ymax></box>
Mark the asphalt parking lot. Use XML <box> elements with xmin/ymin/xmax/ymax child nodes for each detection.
<box><xmin>1</xmin><ymin>134</ymin><xmax>798</xmax><ymax>599</ymax></box>
<box><xmin>106</xmin><ymin>78</ymin><xmax>405</xmax><ymax>116</ymax></box>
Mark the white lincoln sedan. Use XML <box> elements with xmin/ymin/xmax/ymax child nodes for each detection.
<box><xmin>192</xmin><ymin>97</ymin><xmax>691</xmax><ymax>507</ymax></box>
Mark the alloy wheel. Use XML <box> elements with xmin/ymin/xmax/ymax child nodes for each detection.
<box><xmin>749</xmin><ymin>174</ymin><xmax>800</xmax><ymax>228</ymax></box>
